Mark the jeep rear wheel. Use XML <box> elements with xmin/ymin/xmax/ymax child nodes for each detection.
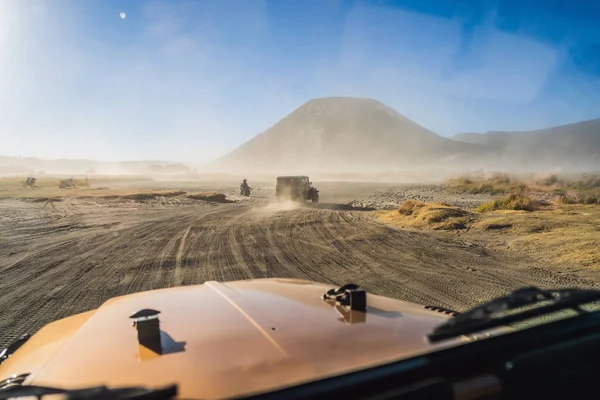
<box><xmin>312</xmin><ymin>192</ymin><xmax>319</xmax><ymax>203</ymax></box>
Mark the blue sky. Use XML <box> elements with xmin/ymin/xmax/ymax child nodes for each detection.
<box><xmin>1</xmin><ymin>0</ymin><xmax>599</xmax><ymax>163</ymax></box>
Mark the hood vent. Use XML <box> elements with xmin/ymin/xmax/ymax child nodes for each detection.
<box><xmin>424</xmin><ymin>305</ymin><xmax>461</xmax><ymax>317</ymax></box>
<box><xmin>130</xmin><ymin>309</ymin><xmax>162</xmax><ymax>354</ymax></box>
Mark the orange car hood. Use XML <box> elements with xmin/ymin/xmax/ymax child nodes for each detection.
<box><xmin>0</xmin><ymin>278</ymin><xmax>474</xmax><ymax>399</ymax></box>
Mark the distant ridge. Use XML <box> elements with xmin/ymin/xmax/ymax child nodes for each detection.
<box><xmin>0</xmin><ymin>155</ymin><xmax>192</xmax><ymax>176</ymax></box>
<box><xmin>451</xmin><ymin>118</ymin><xmax>600</xmax><ymax>168</ymax></box>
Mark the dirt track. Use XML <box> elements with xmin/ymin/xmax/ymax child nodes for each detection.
<box><xmin>0</xmin><ymin>182</ymin><xmax>596</xmax><ymax>347</ymax></box>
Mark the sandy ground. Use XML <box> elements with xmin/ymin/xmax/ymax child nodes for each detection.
<box><xmin>349</xmin><ymin>184</ymin><xmax>493</xmax><ymax>210</ymax></box>
<box><xmin>0</xmin><ymin>180</ymin><xmax>597</xmax><ymax>347</ymax></box>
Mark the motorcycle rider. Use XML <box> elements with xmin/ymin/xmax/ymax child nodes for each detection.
<box><xmin>240</xmin><ymin>179</ymin><xmax>252</xmax><ymax>196</ymax></box>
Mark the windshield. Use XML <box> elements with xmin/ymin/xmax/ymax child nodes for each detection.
<box><xmin>1</xmin><ymin>0</ymin><xmax>599</xmax><ymax>398</ymax></box>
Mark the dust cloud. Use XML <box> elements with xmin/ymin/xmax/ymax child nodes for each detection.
<box><xmin>2</xmin><ymin>97</ymin><xmax>599</xmax><ymax>181</ymax></box>
<box><xmin>261</xmin><ymin>200</ymin><xmax>302</xmax><ymax>212</ymax></box>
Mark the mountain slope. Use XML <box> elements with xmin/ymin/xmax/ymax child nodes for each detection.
<box><xmin>451</xmin><ymin>119</ymin><xmax>600</xmax><ymax>167</ymax></box>
<box><xmin>212</xmin><ymin>97</ymin><xmax>478</xmax><ymax>172</ymax></box>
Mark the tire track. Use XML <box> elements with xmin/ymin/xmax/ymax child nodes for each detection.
<box><xmin>0</xmin><ymin>197</ymin><xmax>597</xmax><ymax>348</ymax></box>
<box><xmin>174</xmin><ymin>226</ymin><xmax>192</xmax><ymax>286</ymax></box>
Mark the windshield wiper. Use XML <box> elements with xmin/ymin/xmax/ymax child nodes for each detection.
<box><xmin>0</xmin><ymin>383</ymin><xmax>177</xmax><ymax>400</ymax></box>
<box><xmin>0</xmin><ymin>334</ymin><xmax>31</xmax><ymax>365</ymax></box>
<box><xmin>428</xmin><ymin>286</ymin><xmax>600</xmax><ymax>343</ymax></box>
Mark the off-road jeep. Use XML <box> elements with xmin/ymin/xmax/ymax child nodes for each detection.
<box><xmin>275</xmin><ymin>176</ymin><xmax>319</xmax><ymax>203</ymax></box>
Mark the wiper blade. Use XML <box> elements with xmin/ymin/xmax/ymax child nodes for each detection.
<box><xmin>0</xmin><ymin>383</ymin><xmax>177</xmax><ymax>400</ymax></box>
<box><xmin>428</xmin><ymin>286</ymin><xmax>600</xmax><ymax>343</ymax></box>
<box><xmin>0</xmin><ymin>334</ymin><xmax>31</xmax><ymax>365</ymax></box>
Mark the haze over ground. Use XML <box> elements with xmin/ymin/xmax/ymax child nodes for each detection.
<box><xmin>212</xmin><ymin>97</ymin><xmax>600</xmax><ymax>174</ymax></box>
<box><xmin>3</xmin><ymin>96</ymin><xmax>599</xmax><ymax>176</ymax></box>
<box><xmin>1</xmin><ymin>0</ymin><xmax>600</xmax><ymax>164</ymax></box>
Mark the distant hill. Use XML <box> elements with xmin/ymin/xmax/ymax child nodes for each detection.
<box><xmin>211</xmin><ymin>97</ymin><xmax>480</xmax><ymax>173</ymax></box>
<box><xmin>451</xmin><ymin>118</ymin><xmax>600</xmax><ymax>168</ymax></box>
<box><xmin>0</xmin><ymin>156</ymin><xmax>193</xmax><ymax>176</ymax></box>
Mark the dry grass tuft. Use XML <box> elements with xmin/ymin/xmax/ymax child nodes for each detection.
<box><xmin>447</xmin><ymin>174</ymin><xmax>526</xmax><ymax>195</ymax></box>
<box><xmin>73</xmin><ymin>190</ymin><xmax>188</xmax><ymax>201</ymax></box>
<box><xmin>397</xmin><ymin>199</ymin><xmax>428</xmax><ymax>215</ymax></box>
<box><xmin>379</xmin><ymin>200</ymin><xmax>473</xmax><ymax>230</ymax></box>
<box><xmin>119</xmin><ymin>191</ymin><xmax>186</xmax><ymax>201</ymax></box>
<box><xmin>186</xmin><ymin>192</ymin><xmax>229</xmax><ymax>203</ymax></box>
<box><xmin>470</xmin><ymin>205</ymin><xmax>600</xmax><ymax>269</ymax></box>
<box><xmin>477</xmin><ymin>193</ymin><xmax>540</xmax><ymax>213</ymax></box>
<box><xmin>554</xmin><ymin>192</ymin><xmax>600</xmax><ymax>205</ymax></box>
